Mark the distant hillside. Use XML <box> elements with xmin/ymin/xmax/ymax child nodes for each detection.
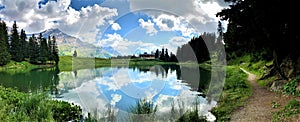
<box><xmin>27</xmin><ymin>28</ymin><xmax>120</xmax><ymax>58</ymax></box>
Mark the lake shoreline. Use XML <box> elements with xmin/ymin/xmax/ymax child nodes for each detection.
<box><xmin>0</xmin><ymin>57</ymin><xmax>215</xmax><ymax>121</ymax></box>
<box><xmin>0</xmin><ymin>56</ymin><xmax>212</xmax><ymax>73</ymax></box>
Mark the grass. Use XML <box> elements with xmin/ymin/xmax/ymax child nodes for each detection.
<box><xmin>229</xmin><ymin>54</ymin><xmax>274</xmax><ymax>88</ymax></box>
<box><xmin>176</xmin><ymin>97</ymin><xmax>208</xmax><ymax>122</ymax></box>
<box><xmin>211</xmin><ymin>54</ymin><xmax>279</xmax><ymax>121</ymax></box>
<box><xmin>211</xmin><ymin>65</ymin><xmax>251</xmax><ymax>121</ymax></box>
<box><xmin>59</xmin><ymin>56</ymin><xmax>192</xmax><ymax>71</ymax></box>
<box><xmin>0</xmin><ymin>86</ymin><xmax>82</xmax><ymax>121</ymax></box>
<box><xmin>273</xmin><ymin>99</ymin><xmax>300</xmax><ymax>122</ymax></box>
<box><xmin>217</xmin><ymin>53</ymin><xmax>300</xmax><ymax>121</ymax></box>
<box><xmin>1</xmin><ymin>56</ymin><xmax>211</xmax><ymax>72</ymax></box>
<box><xmin>128</xmin><ymin>99</ymin><xmax>158</xmax><ymax>122</ymax></box>
<box><xmin>0</xmin><ymin>61</ymin><xmax>39</xmax><ymax>74</ymax></box>
<box><xmin>58</xmin><ymin>56</ymin><xmax>111</xmax><ymax>71</ymax></box>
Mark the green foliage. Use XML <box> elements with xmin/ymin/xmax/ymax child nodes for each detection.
<box><xmin>0</xmin><ymin>51</ymin><xmax>11</xmax><ymax>66</ymax></box>
<box><xmin>155</xmin><ymin>49</ymin><xmax>159</xmax><ymax>59</ymax></box>
<box><xmin>129</xmin><ymin>98</ymin><xmax>157</xmax><ymax>121</ymax></box>
<box><xmin>0</xmin><ymin>21</ymin><xmax>59</xmax><ymax>66</ymax></box>
<box><xmin>218</xmin><ymin>0</ymin><xmax>299</xmax><ymax>80</ymax></box>
<box><xmin>177</xmin><ymin>110</ymin><xmax>207</xmax><ymax>122</ymax></box>
<box><xmin>153</xmin><ymin>47</ymin><xmax>175</xmax><ymax>62</ymax></box>
<box><xmin>0</xmin><ymin>20</ymin><xmax>11</xmax><ymax>66</ymax></box>
<box><xmin>28</xmin><ymin>34</ymin><xmax>39</xmax><ymax>63</ymax></box>
<box><xmin>20</xmin><ymin>29</ymin><xmax>28</xmax><ymax>59</ymax></box>
<box><xmin>51</xmin><ymin>36</ymin><xmax>59</xmax><ymax>65</ymax></box>
<box><xmin>0</xmin><ymin>61</ymin><xmax>38</xmax><ymax>73</ymax></box>
<box><xmin>84</xmin><ymin>112</ymin><xmax>98</xmax><ymax>122</ymax></box>
<box><xmin>10</xmin><ymin>21</ymin><xmax>23</xmax><ymax>62</ymax></box>
<box><xmin>176</xmin><ymin>35</ymin><xmax>210</xmax><ymax>63</ymax></box>
<box><xmin>271</xmin><ymin>101</ymin><xmax>281</xmax><ymax>109</ymax></box>
<box><xmin>159</xmin><ymin>48</ymin><xmax>166</xmax><ymax>61</ymax></box>
<box><xmin>39</xmin><ymin>37</ymin><xmax>49</xmax><ymax>64</ymax></box>
<box><xmin>283</xmin><ymin>77</ymin><xmax>300</xmax><ymax>96</ymax></box>
<box><xmin>273</xmin><ymin>99</ymin><xmax>300</xmax><ymax>122</ymax></box>
<box><xmin>177</xmin><ymin>98</ymin><xmax>207</xmax><ymax>122</ymax></box>
<box><xmin>18</xmin><ymin>93</ymin><xmax>54</xmax><ymax>121</ymax></box>
<box><xmin>0</xmin><ymin>86</ymin><xmax>82</xmax><ymax>121</ymax></box>
<box><xmin>85</xmin><ymin>105</ymin><xmax>116</xmax><ymax>122</ymax></box>
<box><xmin>51</xmin><ymin>100</ymin><xmax>82</xmax><ymax>121</ymax></box>
<box><xmin>211</xmin><ymin>66</ymin><xmax>251</xmax><ymax>121</ymax></box>
<box><xmin>228</xmin><ymin>53</ymin><xmax>272</xmax><ymax>78</ymax></box>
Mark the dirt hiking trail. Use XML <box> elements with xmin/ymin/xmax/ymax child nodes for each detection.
<box><xmin>230</xmin><ymin>68</ymin><xmax>298</xmax><ymax>122</ymax></box>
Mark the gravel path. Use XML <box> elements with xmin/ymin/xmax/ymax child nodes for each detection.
<box><xmin>230</xmin><ymin>68</ymin><xmax>296</xmax><ymax>122</ymax></box>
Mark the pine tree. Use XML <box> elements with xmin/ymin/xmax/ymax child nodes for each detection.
<box><xmin>10</xmin><ymin>21</ymin><xmax>23</xmax><ymax>62</ymax></box>
<box><xmin>165</xmin><ymin>48</ymin><xmax>170</xmax><ymax>62</ymax></box>
<box><xmin>0</xmin><ymin>20</ymin><xmax>11</xmax><ymax>66</ymax></box>
<box><xmin>47</xmin><ymin>36</ymin><xmax>54</xmax><ymax>63</ymax></box>
<box><xmin>155</xmin><ymin>49</ymin><xmax>159</xmax><ymax>59</ymax></box>
<box><xmin>217</xmin><ymin>21</ymin><xmax>223</xmax><ymax>43</ymax></box>
<box><xmin>20</xmin><ymin>29</ymin><xmax>28</xmax><ymax>59</ymax></box>
<box><xmin>169</xmin><ymin>52</ymin><xmax>178</xmax><ymax>62</ymax></box>
<box><xmin>39</xmin><ymin>38</ymin><xmax>49</xmax><ymax>64</ymax></box>
<box><xmin>29</xmin><ymin>34</ymin><xmax>39</xmax><ymax>63</ymax></box>
<box><xmin>159</xmin><ymin>48</ymin><xmax>165</xmax><ymax>61</ymax></box>
<box><xmin>51</xmin><ymin>36</ymin><xmax>59</xmax><ymax>65</ymax></box>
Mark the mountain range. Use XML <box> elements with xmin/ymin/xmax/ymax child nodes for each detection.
<box><xmin>27</xmin><ymin>28</ymin><xmax>120</xmax><ymax>58</ymax></box>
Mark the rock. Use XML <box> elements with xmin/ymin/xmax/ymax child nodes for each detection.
<box><xmin>260</xmin><ymin>65</ymin><xmax>275</xmax><ymax>80</ymax></box>
<box><xmin>279</xmin><ymin>58</ymin><xmax>296</xmax><ymax>79</ymax></box>
<box><xmin>270</xmin><ymin>80</ymin><xmax>285</xmax><ymax>92</ymax></box>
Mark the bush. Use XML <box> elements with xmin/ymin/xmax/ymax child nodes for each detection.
<box><xmin>0</xmin><ymin>86</ymin><xmax>82</xmax><ymax>121</ymax></box>
<box><xmin>129</xmin><ymin>98</ymin><xmax>157</xmax><ymax>121</ymax></box>
<box><xmin>283</xmin><ymin>77</ymin><xmax>300</xmax><ymax>96</ymax></box>
<box><xmin>273</xmin><ymin>99</ymin><xmax>300</xmax><ymax>121</ymax></box>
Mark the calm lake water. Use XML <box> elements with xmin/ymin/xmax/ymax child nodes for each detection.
<box><xmin>0</xmin><ymin>65</ymin><xmax>217</xmax><ymax>121</ymax></box>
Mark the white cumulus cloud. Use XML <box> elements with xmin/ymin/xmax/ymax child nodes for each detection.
<box><xmin>98</xmin><ymin>33</ymin><xmax>156</xmax><ymax>55</ymax></box>
<box><xmin>129</xmin><ymin>0</ymin><xmax>229</xmax><ymax>33</ymax></box>
<box><xmin>110</xmin><ymin>94</ymin><xmax>122</xmax><ymax>106</ymax></box>
<box><xmin>138</xmin><ymin>18</ymin><xmax>157</xmax><ymax>36</ymax></box>
<box><xmin>0</xmin><ymin>0</ymin><xmax>118</xmax><ymax>44</ymax></box>
<box><xmin>153</xmin><ymin>14</ymin><xmax>197</xmax><ymax>37</ymax></box>
<box><xmin>111</xmin><ymin>22</ymin><xmax>121</xmax><ymax>31</ymax></box>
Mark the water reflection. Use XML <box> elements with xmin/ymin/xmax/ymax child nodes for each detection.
<box><xmin>0</xmin><ymin>65</ymin><xmax>215</xmax><ymax>121</ymax></box>
<box><xmin>56</xmin><ymin>65</ymin><xmax>215</xmax><ymax>121</ymax></box>
<box><xmin>0</xmin><ymin>67</ymin><xmax>60</xmax><ymax>93</ymax></box>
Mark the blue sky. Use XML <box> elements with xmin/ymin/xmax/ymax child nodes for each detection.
<box><xmin>0</xmin><ymin>0</ymin><xmax>228</xmax><ymax>55</ymax></box>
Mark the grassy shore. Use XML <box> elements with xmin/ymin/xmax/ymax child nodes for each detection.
<box><xmin>58</xmin><ymin>56</ymin><xmax>211</xmax><ymax>71</ymax></box>
<box><xmin>211</xmin><ymin>54</ymin><xmax>272</xmax><ymax>121</ymax></box>
<box><xmin>0</xmin><ymin>61</ymin><xmax>39</xmax><ymax>73</ymax></box>
<box><xmin>212</xmin><ymin>54</ymin><xmax>300</xmax><ymax>121</ymax></box>
<box><xmin>1</xmin><ymin>56</ymin><xmax>211</xmax><ymax>72</ymax></box>
<box><xmin>211</xmin><ymin>65</ymin><xmax>251</xmax><ymax>121</ymax></box>
<box><xmin>0</xmin><ymin>86</ymin><xmax>82</xmax><ymax>121</ymax></box>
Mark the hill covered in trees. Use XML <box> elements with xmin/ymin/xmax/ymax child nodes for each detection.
<box><xmin>150</xmin><ymin>32</ymin><xmax>221</xmax><ymax>64</ymax></box>
<box><xmin>0</xmin><ymin>21</ymin><xmax>59</xmax><ymax>66</ymax></box>
<box><xmin>175</xmin><ymin>31</ymin><xmax>223</xmax><ymax>64</ymax></box>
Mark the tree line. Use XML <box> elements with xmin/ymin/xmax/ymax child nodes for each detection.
<box><xmin>0</xmin><ymin>20</ymin><xmax>59</xmax><ymax>66</ymax></box>
<box><xmin>152</xmin><ymin>30</ymin><xmax>223</xmax><ymax>64</ymax></box>
<box><xmin>217</xmin><ymin>0</ymin><xmax>300</xmax><ymax>79</ymax></box>
<box><xmin>176</xmin><ymin>29</ymin><xmax>223</xmax><ymax>63</ymax></box>
<box><xmin>154</xmin><ymin>48</ymin><xmax>177</xmax><ymax>62</ymax></box>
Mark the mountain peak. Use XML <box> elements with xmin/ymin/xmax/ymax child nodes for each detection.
<box><xmin>44</xmin><ymin>28</ymin><xmax>61</xmax><ymax>33</ymax></box>
<box><xmin>42</xmin><ymin>28</ymin><xmax>62</xmax><ymax>34</ymax></box>
<box><xmin>28</xmin><ymin>28</ymin><xmax>120</xmax><ymax>58</ymax></box>
<box><xmin>40</xmin><ymin>28</ymin><xmax>72</xmax><ymax>39</ymax></box>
